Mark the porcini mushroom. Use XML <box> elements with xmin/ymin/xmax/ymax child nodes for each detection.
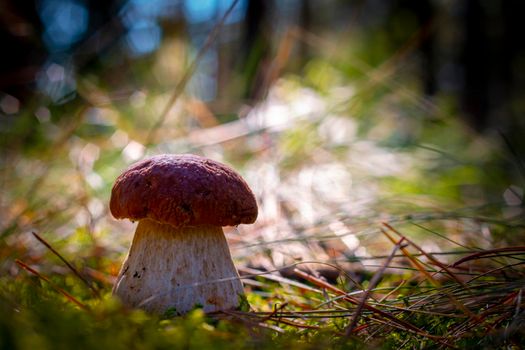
<box><xmin>110</xmin><ymin>154</ymin><xmax>257</xmax><ymax>314</ymax></box>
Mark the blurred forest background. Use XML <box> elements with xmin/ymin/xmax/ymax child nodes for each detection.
<box><xmin>1</xmin><ymin>0</ymin><xmax>525</xmax><ymax>348</ymax></box>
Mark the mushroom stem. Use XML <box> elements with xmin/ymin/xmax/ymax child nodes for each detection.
<box><xmin>113</xmin><ymin>219</ymin><xmax>245</xmax><ymax>314</ymax></box>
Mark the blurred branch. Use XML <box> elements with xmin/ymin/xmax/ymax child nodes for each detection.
<box><xmin>145</xmin><ymin>0</ymin><xmax>240</xmax><ymax>145</ymax></box>
<box><xmin>32</xmin><ymin>232</ymin><xmax>101</xmax><ymax>298</ymax></box>
<box><xmin>1</xmin><ymin>110</ymin><xmax>86</xmax><ymax>237</ymax></box>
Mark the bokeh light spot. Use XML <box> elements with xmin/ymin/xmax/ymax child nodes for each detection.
<box><xmin>0</xmin><ymin>95</ymin><xmax>21</xmax><ymax>115</ymax></box>
<box><xmin>37</xmin><ymin>62</ymin><xmax>77</xmax><ymax>103</ymax></box>
<box><xmin>125</xmin><ymin>20</ymin><xmax>162</xmax><ymax>56</ymax></box>
<box><xmin>38</xmin><ymin>0</ymin><xmax>89</xmax><ymax>51</ymax></box>
<box><xmin>183</xmin><ymin>0</ymin><xmax>217</xmax><ymax>23</ymax></box>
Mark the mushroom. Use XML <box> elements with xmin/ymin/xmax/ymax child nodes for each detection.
<box><xmin>110</xmin><ymin>154</ymin><xmax>257</xmax><ymax>314</ymax></box>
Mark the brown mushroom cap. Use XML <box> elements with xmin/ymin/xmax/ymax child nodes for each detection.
<box><xmin>110</xmin><ymin>154</ymin><xmax>258</xmax><ymax>227</ymax></box>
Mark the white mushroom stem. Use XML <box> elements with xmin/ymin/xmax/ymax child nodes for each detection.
<box><xmin>113</xmin><ymin>218</ymin><xmax>245</xmax><ymax>314</ymax></box>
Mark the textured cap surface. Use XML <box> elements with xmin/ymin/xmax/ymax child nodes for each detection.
<box><xmin>110</xmin><ymin>154</ymin><xmax>258</xmax><ymax>227</ymax></box>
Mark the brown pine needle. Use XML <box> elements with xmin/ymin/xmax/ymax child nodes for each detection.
<box><xmin>32</xmin><ymin>231</ymin><xmax>100</xmax><ymax>298</ymax></box>
<box><xmin>381</xmin><ymin>227</ymin><xmax>438</xmax><ymax>285</ymax></box>
<box><xmin>382</xmin><ymin>222</ymin><xmax>467</xmax><ymax>287</ymax></box>
<box><xmin>15</xmin><ymin>259</ymin><xmax>89</xmax><ymax>311</ymax></box>
<box><xmin>451</xmin><ymin>246</ymin><xmax>525</xmax><ymax>267</ymax></box>
<box><xmin>293</xmin><ymin>269</ymin><xmax>449</xmax><ymax>343</ymax></box>
<box><xmin>346</xmin><ymin>238</ymin><xmax>404</xmax><ymax>336</ymax></box>
<box><xmin>381</xmin><ymin>224</ymin><xmax>477</xmax><ymax>320</ymax></box>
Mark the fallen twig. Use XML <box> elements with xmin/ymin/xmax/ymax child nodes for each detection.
<box><xmin>15</xmin><ymin>259</ymin><xmax>89</xmax><ymax>311</ymax></box>
<box><xmin>32</xmin><ymin>232</ymin><xmax>100</xmax><ymax>298</ymax></box>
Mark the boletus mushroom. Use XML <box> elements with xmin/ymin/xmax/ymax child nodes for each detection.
<box><xmin>110</xmin><ymin>154</ymin><xmax>257</xmax><ymax>314</ymax></box>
